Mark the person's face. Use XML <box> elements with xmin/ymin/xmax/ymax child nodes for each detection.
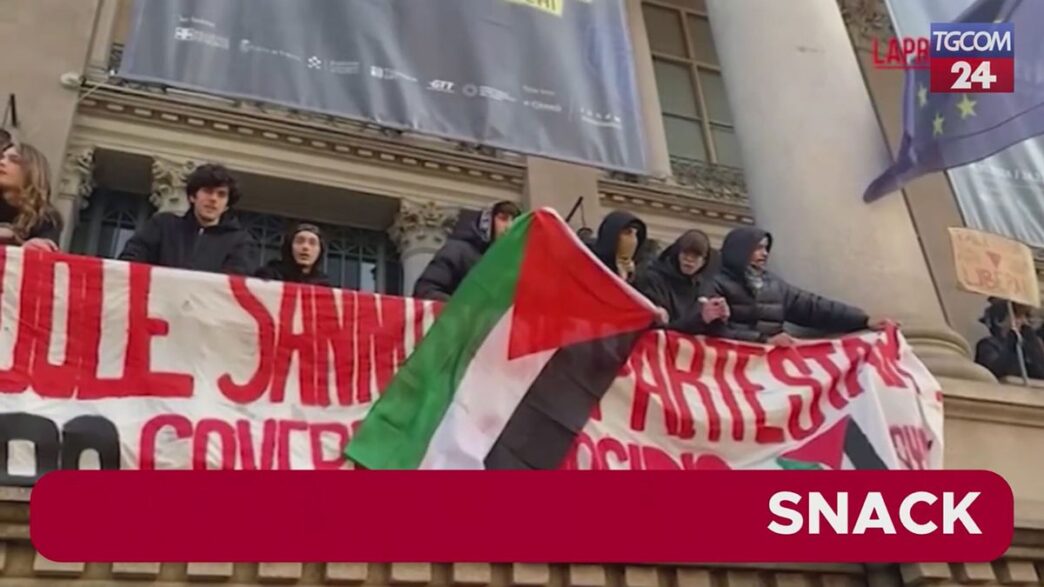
<box><xmin>750</xmin><ymin>237</ymin><xmax>770</xmax><ymax>270</ymax></box>
<box><xmin>190</xmin><ymin>186</ymin><xmax>230</xmax><ymax>225</ymax></box>
<box><xmin>292</xmin><ymin>230</ymin><xmax>321</xmax><ymax>269</ymax></box>
<box><xmin>1011</xmin><ymin>311</ymin><xmax>1030</xmax><ymax>330</ymax></box>
<box><xmin>493</xmin><ymin>212</ymin><xmax>515</xmax><ymax>239</ymax></box>
<box><xmin>678</xmin><ymin>250</ymin><xmax>706</xmax><ymax>276</ymax></box>
<box><xmin>0</xmin><ymin>146</ymin><xmax>27</xmax><ymax>196</ymax></box>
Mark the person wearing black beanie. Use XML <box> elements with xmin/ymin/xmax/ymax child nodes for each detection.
<box><xmin>255</xmin><ymin>222</ymin><xmax>331</xmax><ymax>287</ymax></box>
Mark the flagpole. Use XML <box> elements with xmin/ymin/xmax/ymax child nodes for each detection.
<box><xmin>1009</xmin><ymin>299</ymin><xmax>1031</xmax><ymax>386</ymax></box>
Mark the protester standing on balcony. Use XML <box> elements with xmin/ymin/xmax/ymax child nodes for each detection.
<box><xmin>0</xmin><ymin>142</ymin><xmax>63</xmax><ymax>252</ymax></box>
<box><xmin>974</xmin><ymin>298</ymin><xmax>1044</xmax><ymax>380</ymax></box>
<box><xmin>255</xmin><ymin>222</ymin><xmax>331</xmax><ymax>286</ymax></box>
<box><xmin>592</xmin><ymin>210</ymin><xmax>646</xmax><ymax>284</ymax></box>
<box><xmin>635</xmin><ymin>229</ymin><xmax>730</xmax><ymax>335</ymax></box>
<box><xmin>712</xmin><ymin>226</ymin><xmax>888</xmax><ymax>345</ymax></box>
<box><xmin>414</xmin><ymin>200</ymin><xmax>521</xmax><ymax>301</ymax></box>
<box><xmin>119</xmin><ymin>163</ymin><xmax>254</xmax><ymax>275</ymax></box>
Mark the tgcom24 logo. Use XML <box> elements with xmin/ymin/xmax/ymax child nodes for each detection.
<box><xmin>872</xmin><ymin>22</ymin><xmax>1014</xmax><ymax>93</ymax></box>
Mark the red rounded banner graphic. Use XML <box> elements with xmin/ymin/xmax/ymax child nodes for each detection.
<box><xmin>30</xmin><ymin>470</ymin><xmax>1012</xmax><ymax>563</ymax></box>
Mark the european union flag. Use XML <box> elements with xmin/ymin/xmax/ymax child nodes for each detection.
<box><xmin>864</xmin><ymin>0</ymin><xmax>1044</xmax><ymax>202</ymax></box>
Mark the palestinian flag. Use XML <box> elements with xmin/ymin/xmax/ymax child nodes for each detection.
<box><xmin>346</xmin><ymin>208</ymin><xmax>658</xmax><ymax>469</ymax></box>
<box><xmin>776</xmin><ymin>416</ymin><xmax>889</xmax><ymax>470</ymax></box>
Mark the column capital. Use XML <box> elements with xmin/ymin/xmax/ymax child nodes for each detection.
<box><xmin>150</xmin><ymin>157</ymin><xmax>197</xmax><ymax>214</ymax></box>
<box><xmin>837</xmin><ymin>0</ymin><xmax>894</xmax><ymax>52</ymax></box>
<box><xmin>388</xmin><ymin>199</ymin><xmax>458</xmax><ymax>255</ymax></box>
<box><xmin>58</xmin><ymin>146</ymin><xmax>95</xmax><ymax>206</ymax></box>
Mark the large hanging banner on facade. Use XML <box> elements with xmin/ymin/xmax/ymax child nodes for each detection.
<box><xmin>118</xmin><ymin>0</ymin><xmax>648</xmax><ymax>172</ymax></box>
<box><xmin>884</xmin><ymin>0</ymin><xmax>1044</xmax><ymax>248</ymax></box>
<box><xmin>0</xmin><ymin>249</ymin><xmax>942</xmax><ymax>484</ymax></box>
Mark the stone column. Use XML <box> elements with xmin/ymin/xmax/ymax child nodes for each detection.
<box><xmin>704</xmin><ymin>0</ymin><xmax>990</xmax><ymax>382</ymax></box>
<box><xmin>388</xmin><ymin>199</ymin><xmax>457</xmax><ymax>296</ymax></box>
<box><xmin>150</xmin><ymin>157</ymin><xmax>197</xmax><ymax>215</ymax></box>
<box><xmin>54</xmin><ymin>145</ymin><xmax>95</xmax><ymax>250</ymax></box>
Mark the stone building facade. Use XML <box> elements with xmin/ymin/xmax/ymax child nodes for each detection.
<box><xmin>0</xmin><ymin>0</ymin><xmax>1042</xmax><ymax>584</ymax></box>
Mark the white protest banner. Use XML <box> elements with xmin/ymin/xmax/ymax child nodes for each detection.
<box><xmin>0</xmin><ymin>247</ymin><xmax>942</xmax><ymax>483</ymax></box>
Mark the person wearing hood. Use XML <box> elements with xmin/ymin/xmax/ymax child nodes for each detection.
<box><xmin>119</xmin><ymin>163</ymin><xmax>254</xmax><ymax>275</ymax></box>
<box><xmin>593</xmin><ymin>210</ymin><xmax>647</xmax><ymax>284</ymax></box>
<box><xmin>712</xmin><ymin>226</ymin><xmax>887</xmax><ymax>345</ymax></box>
<box><xmin>255</xmin><ymin>222</ymin><xmax>331</xmax><ymax>286</ymax></box>
<box><xmin>974</xmin><ymin>298</ymin><xmax>1044</xmax><ymax>380</ymax></box>
<box><xmin>413</xmin><ymin>200</ymin><xmax>522</xmax><ymax>301</ymax></box>
<box><xmin>635</xmin><ymin>229</ymin><xmax>730</xmax><ymax>334</ymax></box>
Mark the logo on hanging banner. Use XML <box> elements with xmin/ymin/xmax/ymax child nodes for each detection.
<box><xmin>929</xmin><ymin>22</ymin><xmax>1014</xmax><ymax>93</ymax></box>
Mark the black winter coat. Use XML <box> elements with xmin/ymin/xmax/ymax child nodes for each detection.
<box><xmin>413</xmin><ymin>204</ymin><xmax>501</xmax><ymax>301</ymax></box>
<box><xmin>975</xmin><ymin>326</ymin><xmax>1044</xmax><ymax>379</ymax></box>
<box><xmin>119</xmin><ymin>211</ymin><xmax>254</xmax><ymax>275</ymax></box>
<box><xmin>712</xmin><ymin>226</ymin><xmax>869</xmax><ymax>343</ymax></box>
<box><xmin>635</xmin><ymin>236</ymin><xmax>720</xmax><ymax>335</ymax></box>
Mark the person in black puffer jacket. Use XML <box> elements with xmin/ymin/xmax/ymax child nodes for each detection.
<box><xmin>413</xmin><ymin>200</ymin><xmax>521</xmax><ymax>301</ymax></box>
<box><xmin>713</xmin><ymin>226</ymin><xmax>885</xmax><ymax>345</ymax></box>
<box><xmin>635</xmin><ymin>229</ymin><xmax>729</xmax><ymax>335</ymax></box>
<box><xmin>255</xmin><ymin>222</ymin><xmax>332</xmax><ymax>287</ymax></box>
<box><xmin>119</xmin><ymin>163</ymin><xmax>254</xmax><ymax>275</ymax></box>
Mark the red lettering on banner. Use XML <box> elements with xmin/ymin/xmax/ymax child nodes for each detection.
<box><xmin>628</xmin><ymin>336</ymin><xmax>685</xmax><ymax>437</ymax></box>
<box><xmin>734</xmin><ymin>345</ymin><xmax>783</xmax><ymax>444</ymax></box>
<box><xmin>660</xmin><ymin>334</ymin><xmax>706</xmax><ymax>440</ymax></box>
<box><xmin>271</xmin><ymin>284</ymin><xmax>318</xmax><ymax>405</ymax></box>
<box><xmin>22</xmin><ymin>254</ymin><xmax>69</xmax><ymax>398</ymax></box>
<box><xmin>567</xmin><ymin>434</ymin><xmax>740</xmax><ymax>472</ymax></box>
<box><xmin>310</xmin><ymin>423</ymin><xmax>349</xmax><ymax>469</ymax></box>
<box><xmin>640</xmin><ymin>445</ymin><xmax>683</xmax><ymax>470</ymax></box>
<box><xmin>313</xmin><ymin>288</ymin><xmax>353</xmax><ymax>407</ymax></box>
<box><xmin>682</xmin><ymin>453</ymin><xmax>733</xmax><ymax>470</ymax></box>
<box><xmin>891</xmin><ymin>425</ymin><xmax>931</xmax><ymax>470</ymax></box>
<box><xmin>236</xmin><ymin>419</ymin><xmax>278</xmax><ymax>470</ymax></box>
<box><xmin>140</xmin><ymin>416</ymin><xmax>355</xmax><ymax>470</ymax></box>
<box><xmin>139</xmin><ymin>414</ymin><xmax>192</xmax><ymax>470</ymax></box>
<box><xmin>355</xmin><ymin>295</ymin><xmax>408</xmax><ymax>403</ymax></box>
<box><xmin>643</xmin><ymin>333</ymin><xmax>720</xmax><ymax>440</ymax></box>
<box><xmin>597</xmin><ymin>437</ymin><xmax>628</xmax><ymax>469</ymax></box>
<box><xmin>121</xmin><ymin>264</ymin><xmax>193</xmax><ymax>398</ymax></box>
<box><xmin>0</xmin><ymin>249</ymin><xmax>37</xmax><ymax>393</ymax></box>
<box><xmin>768</xmin><ymin>348</ymin><xmax>826</xmax><ymax>442</ymax></box>
<box><xmin>705</xmin><ymin>339</ymin><xmax>748</xmax><ymax>442</ymax></box>
<box><xmin>193</xmin><ymin>419</ymin><xmax>237</xmax><ymax>470</ymax></box>
<box><xmin>797</xmin><ymin>344</ymin><xmax>849</xmax><ymax>410</ymax></box>
<box><xmin>278</xmin><ymin>420</ymin><xmax>310</xmax><ymax>469</ymax></box>
<box><xmin>0</xmin><ymin>254</ymin><xmax>193</xmax><ymax>400</ymax></box>
<box><xmin>876</xmin><ymin>330</ymin><xmax>921</xmax><ymax>393</ymax></box>
<box><xmin>843</xmin><ymin>337</ymin><xmax>905</xmax><ymax>393</ymax></box>
<box><xmin>562</xmin><ymin>432</ymin><xmax>598</xmax><ymax>470</ymax></box>
<box><xmin>219</xmin><ymin>277</ymin><xmax>276</xmax><ymax>404</ymax></box>
<box><xmin>71</xmin><ymin>256</ymin><xmax>113</xmax><ymax>398</ymax></box>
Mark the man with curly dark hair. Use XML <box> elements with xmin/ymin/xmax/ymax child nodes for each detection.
<box><xmin>119</xmin><ymin>163</ymin><xmax>254</xmax><ymax>275</ymax></box>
